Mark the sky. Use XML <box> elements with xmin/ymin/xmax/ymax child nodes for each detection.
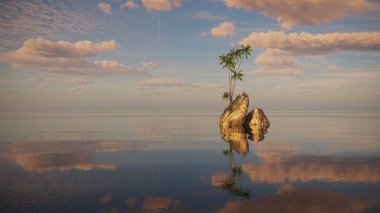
<box><xmin>0</xmin><ymin>0</ymin><xmax>379</xmax><ymax>112</ymax></box>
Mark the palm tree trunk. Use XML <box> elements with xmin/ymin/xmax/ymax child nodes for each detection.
<box><xmin>228</xmin><ymin>70</ymin><xmax>232</xmax><ymax>104</ymax></box>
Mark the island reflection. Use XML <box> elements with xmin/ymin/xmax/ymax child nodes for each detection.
<box><xmin>217</xmin><ymin>124</ymin><xmax>380</xmax><ymax>211</ymax></box>
<box><xmin>216</xmin><ymin>125</ymin><xmax>269</xmax><ymax>199</ymax></box>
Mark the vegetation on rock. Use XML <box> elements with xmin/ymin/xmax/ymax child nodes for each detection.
<box><xmin>219</xmin><ymin>45</ymin><xmax>252</xmax><ymax>104</ymax></box>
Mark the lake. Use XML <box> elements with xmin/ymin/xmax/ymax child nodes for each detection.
<box><xmin>0</xmin><ymin>111</ymin><xmax>379</xmax><ymax>212</ymax></box>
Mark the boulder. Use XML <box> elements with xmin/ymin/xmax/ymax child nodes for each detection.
<box><xmin>220</xmin><ymin>93</ymin><xmax>249</xmax><ymax>129</ymax></box>
<box><xmin>244</xmin><ymin>108</ymin><xmax>270</xmax><ymax>129</ymax></box>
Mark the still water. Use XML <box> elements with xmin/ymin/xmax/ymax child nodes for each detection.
<box><xmin>0</xmin><ymin>111</ymin><xmax>379</xmax><ymax>212</ymax></box>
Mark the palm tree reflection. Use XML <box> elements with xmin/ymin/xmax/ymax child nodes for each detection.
<box><xmin>221</xmin><ymin>148</ymin><xmax>251</xmax><ymax>199</ymax></box>
<box><xmin>219</xmin><ymin>126</ymin><xmax>250</xmax><ymax>199</ymax></box>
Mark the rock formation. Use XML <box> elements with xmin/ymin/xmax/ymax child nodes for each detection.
<box><xmin>220</xmin><ymin>93</ymin><xmax>269</xmax><ymax>143</ymax></box>
<box><xmin>220</xmin><ymin>93</ymin><xmax>249</xmax><ymax>129</ymax></box>
<box><xmin>244</xmin><ymin>108</ymin><xmax>270</xmax><ymax>129</ymax></box>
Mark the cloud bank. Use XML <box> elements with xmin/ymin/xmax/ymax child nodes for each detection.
<box><xmin>241</xmin><ymin>31</ymin><xmax>380</xmax><ymax>55</ymax></box>
<box><xmin>241</xmin><ymin>31</ymin><xmax>380</xmax><ymax>76</ymax></box>
<box><xmin>0</xmin><ymin>38</ymin><xmax>149</xmax><ymax>76</ymax></box>
<box><xmin>223</xmin><ymin>0</ymin><xmax>376</xmax><ymax>29</ymax></box>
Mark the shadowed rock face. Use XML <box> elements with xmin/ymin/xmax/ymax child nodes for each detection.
<box><xmin>245</xmin><ymin>108</ymin><xmax>270</xmax><ymax>129</ymax></box>
<box><xmin>220</xmin><ymin>94</ymin><xmax>249</xmax><ymax>129</ymax></box>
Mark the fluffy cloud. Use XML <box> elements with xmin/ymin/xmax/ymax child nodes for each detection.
<box><xmin>253</xmin><ymin>48</ymin><xmax>303</xmax><ymax>76</ymax></box>
<box><xmin>223</xmin><ymin>0</ymin><xmax>376</xmax><ymax>29</ymax></box>
<box><xmin>241</xmin><ymin>31</ymin><xmax>380</xmax><ymax>76</ymax></box>
<box><xmin>0</xmin><ymin>38</ymin><xmax>149</xmax><ymax>76</ymax></box>
<box><xmin>98</xmin><ymin>2</ymin><xmax>112</xmax><ymax>14</ymax></box>
<box><xmin>255</xmin><ymin>49</ymin><xmax>303</xmax><ymax>68</ymax></box>
<box><xmin>142</xmin><ymin>61</ymin><xmax>158</xmax><ymax>69</ymax></box>
<box><xmin>141</xmin><ymin>0</ymin><xmax>182</xmax><ymax>11</ymax></box>
<box><xmin>122</xmin><ymin>0</ymin><xmax>139</xmax><ymax>9</ymax></box>
<box><xmin>210</xmin><ymin>22</ymin><xmax>236</xmax><ymax>38</ymax></box>
<box><xmin>241</xmin><ymin>31</ymin><xmax>380</xmax><ymax>55</ymax></box>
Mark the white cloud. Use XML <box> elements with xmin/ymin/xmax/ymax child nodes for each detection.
<box><xmin>98</xmin><ymin>2</ymin><xmax>112</xmax><ymax>14</ymax></box>
<box><xmin>0</xmin><ymin>38</ymin><xmax>149</xmax><ymax>76</ymax></box>
<box><xmin>253</xmin><ymin>48</ymin><xmax>304</xmax><ymax>76</ymax></box>
<box><xmin>122</xmin><ymin>0</ymin><xmax>139</xmax><ymax>10</ymax></box>
<box><xmin>210</xmin><ymin>22</ymin><xmax>236</xmax><ymax>38</ymax></box>
<box><xmin>142</xmin><ymin>61</ymin><xmax>158</xmax><ymax>69</ymax></box>
<box><xmin>223</xmin><ymin>0</ymin><xmax>377</xmax><ymax>29</ymax></box>
<box><xmin>241</xmin><ymin>31</ymin><xmax>380</xmax><ymax>55</ymax></box>
<box><xmin>141</xmin><ymin>0</ymin><xmax>172</xmax><ymax>11</ymax></box>
<box><xmin>255</xmin><ymin>49</ymin><xmax>303</xmax><ymax>68</ymax></box>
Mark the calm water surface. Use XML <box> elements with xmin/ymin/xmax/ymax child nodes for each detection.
<box><xmin>0</xmin><ymin>111</ymin><xmax>379</xmax><ymax>212</ymax></box>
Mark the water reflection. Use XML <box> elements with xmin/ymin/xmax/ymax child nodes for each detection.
<box><xmin>246</xmin><ymin>125</ymin><xmax>268</xmax><ymax>142</ymax></box>
<box><xmin>1</xmin><ymin>140</ymin><xmax>146</xmax><ymax>172</ymax></box>
<box><xmin>243</xmin><ymin>155</ymin><xmax>380</xmax><ymax>183</ymax></box>
<box><xmin>218</xmin><ymin>123</ymin><xmax>380</xmax><ymax>211</ymax></box>
<box><xmin>217</xmin><ymin>126</ymin><xmax>262</xmax><ymax>199</ymax></box>
<box><xmin>220</xmin><ymin>124</ymin><xmax>269</xmax><ymax>145</ymax></box>
<box><xmin>216</xmin><ymin>148</ymin><xmax>250</xmax><ymax>199</ymax></box>
<box><xmin>246</xmin><ymin>140</ymin><xmax>380</xmax><ymax>183</ymax></box>
<box><xmin>217</xmin><ymin>187</ymin><xmax>369</xmax><ymax>213</ymax></box>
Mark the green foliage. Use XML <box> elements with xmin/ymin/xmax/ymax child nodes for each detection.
<box><xmin>219</xmin><ymin>45</ymin><xmax>252</xmax><ymax>104</ymax></box>
<box><xmin>222</xmin><ymin>149</ymin><xmax>230</xmax><ymax>156</ymax></box>
<box><xmin>222</xmin><ymin>92</ymin><xmax>229</xmax><ymax>101</ymax></box>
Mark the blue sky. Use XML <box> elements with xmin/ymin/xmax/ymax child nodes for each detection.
<box><xmin>0</xmin><ymin>0</ymin><xmax>379</xmax><ymax>111</ymax></box>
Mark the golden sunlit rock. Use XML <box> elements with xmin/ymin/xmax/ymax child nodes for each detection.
<box><xmin>244</xmin><ymin>108</ymin><xmax>270</xmax><ymax>128</ymax></box>
<box><xmin>220</xmin><ymin>93</ymin><xmax>249</xmax><ymax>129</ymax></box>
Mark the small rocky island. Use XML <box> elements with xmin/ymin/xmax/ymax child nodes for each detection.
<box><xmin>218</xmin><ymin>45</ymin><xmax>269</xmax><ymax>144</ymax></box>
<box><xmin>220</xmin><ymin>93</ymin><xmax>270</xmax><ymax>143</ymax></box>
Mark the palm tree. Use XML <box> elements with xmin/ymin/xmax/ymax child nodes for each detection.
<box><xmin>219</xmin><ymin>45</ymin><xmax>252</xmax><ymax>104</ymax></box>
<box><xmin>219</xmin><ymin>53</ymin><xmax>236</xmax><ymax>104</ymax></box>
